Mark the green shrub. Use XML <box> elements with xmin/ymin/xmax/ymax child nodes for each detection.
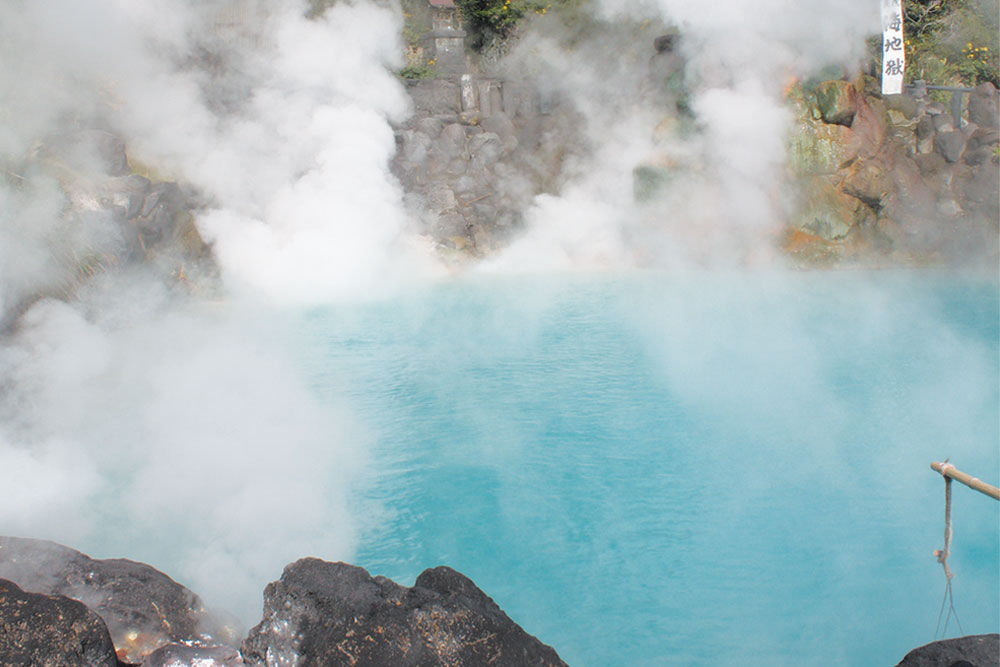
<box><xmin>399</xmin><ymin>61</ymin><xmax>438</xmax><ymax>80</ymax></box>
<box><xmin>902</xmin><ymin>0</ymin><xmax>999</xmax><ymax>87</ymax></box>
<box><xmin>456</xmin><ymin>0</ymin><xmax>582</xmax><ymax>51</ymax></box>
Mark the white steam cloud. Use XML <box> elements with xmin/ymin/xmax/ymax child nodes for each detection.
<box><xmin>185</xmin><ymin>2</ymin><xmax>443</xmax><ymax>301</ymax></box>
<box><xmin>0</xmin><ymin>290</ymin><xmax>368</xmax><ymax>618</ymax></box>
<box><xmin>487</xmin><ymin>0</ymin><xmax>878</xmax><ymax>270</ymax></box>
<box><xmin>0</xmin><ymin>0</ymin><xmax>988</xmax><ymax>635</ymax></box>
<box><xmin>0</xmin><ymin>0</ymin><xmax>427</xmax><ymax>622</ymax></box>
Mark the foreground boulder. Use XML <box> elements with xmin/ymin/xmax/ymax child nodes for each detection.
<box><xmin>0</xmin><ymin>537</ymin><xmax>237</xmax><ymax>663</ymax></box>
<box><xmin>242</xmin><ymin>558</ymin><xmax>567</xmax><ymax>666</ymax></box>
<box><xmin>895</xmin><ymin>633</ymin><xmax>999</xmax><ymax>666</ymax></box>
<box><xmin>0</xmin><ymin>578</ymin><xmax>121</xmax><ymax>667</ymax></box>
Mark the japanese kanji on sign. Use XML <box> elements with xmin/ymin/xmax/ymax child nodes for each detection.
<box><xmin>881</xmin><ymin>0</ymin><xmax>905</xmax><ymax>94</ymax></box>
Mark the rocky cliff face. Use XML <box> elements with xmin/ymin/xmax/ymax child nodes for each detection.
<box><xmin>1</xmin><ymin>126</ymin><xmax>215</xmax><ymax>332</ymax></box>
<box><xmin>7</xmin><ymin>32</ymin><xmax>994</xmax><ymax>303</ymax></box>
<box><xmin>393</xmin><ymin>19</ymin><xmax>998</xmax><ymax>269</ymax></box>
<box><xmin>785</xmin><ymin>76</ymin><xmax>998</xmax><ymax>265</ymax></box>
<box><xmin>392</xmin><ymin>74</ymin><xmax>580</xmax><ymax>259</ymax></box>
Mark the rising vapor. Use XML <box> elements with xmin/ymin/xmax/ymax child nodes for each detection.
<box><xmin>486</xmin><ymin>0</ymin><xmax>880</xmax><ymax>269</ymax></box>
<box><xmin>0</xmin><ymin>0</ymin><xmax>426</xmax><ymax>622</ymax></box>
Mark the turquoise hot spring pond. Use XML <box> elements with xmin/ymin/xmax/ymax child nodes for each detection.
<box><xmin>299</xmin><ymin>270</ymin><xmax>999</xmax><ymax>666</ymax></box>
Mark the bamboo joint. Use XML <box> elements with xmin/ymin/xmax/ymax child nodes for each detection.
<box><xmin>931</xmin><ymin>461</ymin><xmax>1000</xmax><ymax>501</ymax></box>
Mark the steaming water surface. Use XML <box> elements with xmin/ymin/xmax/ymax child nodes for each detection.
<box><xmin>299</xmin><ymin>270</ymin><xmax>998</xmax><ymax>666</ymax></box>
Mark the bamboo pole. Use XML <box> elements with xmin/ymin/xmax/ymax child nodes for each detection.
<box><xmin>931</xmin><ymin>462</ymin><xmax>1000</xmax><ymax>501</ymax></box>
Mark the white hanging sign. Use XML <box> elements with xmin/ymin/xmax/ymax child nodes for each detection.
<box><xmin>881</xmin><ymin>0</ymin><xmax>905</xmax><ymax>94</ymax></box>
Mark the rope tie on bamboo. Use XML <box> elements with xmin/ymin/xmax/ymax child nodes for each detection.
<box><xmin>933</xmin><ymin>461</ymin><xmax>963</xmax><ymax>639</ymax></box>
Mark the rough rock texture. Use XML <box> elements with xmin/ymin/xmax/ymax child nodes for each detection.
<box><xmin>242</xmin><ymin>558</ymin><xmax>567</xmax><ymax>667</ymax></box>
<box><xmin>0</xmin><ymin>577</ymin><xmax>121</xmax><ymax>667</ymax></box>
<box><xmin>969</xmin><ymin>82</ymin><xmax>1000</xmax><ymax>127</ymax></box>
<box><xmin>4</xmin><ymin>536</ymin><xmax>989</xmax><ymax>667</ymax></box>
<box><xmin>0</xmin><ymin>537</ymin><xmax>237</xmax><ymax>664</ymax></box>
<box><xmin>934</xmin><ymin>130</ymin><xmax>967</xmax><ymax>163</ymax></box>
<box><xmin>29</xmin><ymin>127</ymin><xmax>210</xmax><ymax>265</ymax></box>
<box><xmin>1</xmin><ymin>126</ymin><xmax>215</xmax><ymax>333</ymax></box>
<box><xmin>813</xmin><ymin>79</ymin><xmax>859</xmax><ymax>126</ymax></box>
<box><xmin>894</xmin><ymin>633</ymin><xmax>999</xmax><ymax>667</ymax></box>
<box><xmin>786</xmin><ymin>76</ymin><xmax>1000</xmax><ymax>265</ymax></box>
<box><xmin>392</xmin><ymin>75</ymin><xmax>580</xmax><ymax>258</ymax></box>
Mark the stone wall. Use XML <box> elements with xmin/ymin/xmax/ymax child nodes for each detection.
<box><xmin>392</xmin><ymin>64</ymin><xmax>580</xmax><ymax>257</ymax></box>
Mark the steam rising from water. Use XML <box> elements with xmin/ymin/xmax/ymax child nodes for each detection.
<box><xmin>0</xmin><ymin>0</ymin><xmax>991</xmax><ymax>633</ymax></box>
<box><xmin>488</xmin><ymin>0</ymin><xmax>878</xmax><ymax>269</ymax></box>
<box><xmin>0</xmin><ymin>0</ymin><xmax>417</xmax><ymax>619</ymax></box>
<box><xmin>190</xmin><ymin>2</ymin><xmax>444</xmax><ymax>301</ymax></box>
<box><xmin>1</xmin><ymin>293</ymin><xmax>367</xmax><ymax>616</ymax></box>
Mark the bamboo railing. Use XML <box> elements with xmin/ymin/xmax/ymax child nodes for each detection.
<box><xmin>931</xmin><ymin>461</ymin><xmax>1000</xmax><ymax>501</ymax></box>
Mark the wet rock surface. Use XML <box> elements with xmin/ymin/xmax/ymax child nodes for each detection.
<box><xmin>141</xmin><ymin>642</ymin><xmax>243</xmax><ymax>667</ymax></box>
<box><xmin>0</xmin><ymin>537</ymin><xmax>566</xmax><ymax>666</ymax></box>
<box><xmin>894</xmin><ymin>633</ymin><xmax>999</xmax><ymax>667</ymax></box>
<box><xmin>4</xmin><ymin>536</ymin><xmax>995</xmax><ymax>667</ymax></box>
<box><xmin>0</xmin><ymin>577</ymin><xmax>121</xmax><ymax>667</ymax></box>
<box><xmin>0</xmin><ymin>537</ymin><xmax>237</xmax><ymax>664</ymax></box>
<box><xmin>241</xmin><ymin>558</ymin><xmax>567</xmax><ymax>667</ymax></box>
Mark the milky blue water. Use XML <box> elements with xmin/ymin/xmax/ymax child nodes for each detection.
<box><xmin>300</xmin><ymin>270</ymin><xmax>999</xmax><ymax>666</ymax></box>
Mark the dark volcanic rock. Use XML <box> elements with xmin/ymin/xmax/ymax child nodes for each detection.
<box><xmin>916</xmin><ymin>114</ymin><xmax>936</xmax><ymax>141</ymax></box>
<box><xmin>849</xmin><ymin>95</ymin><xmax>886</xmax><ymax>159</ymax></box>
<box><xmin>0</xmin><ymin>537</ymin><xmax>236</xmax><ymax>663</ymax></box>
<box><xmin>894</xmin><ymin>633</ymin><xmax>999</xmax><ymax>666</ymax></box>
<box><xmin>956</xmin><ymin>162</ymin><xmax>1000</xmax><ymax>210</ymax></box>
<box><xmin>242</xmin><ymin>558</ymin><xmax>566</xmax><ymax>667</ymax></box>
<box><xmin>0</xmin><ymin>577</ymin><xmax>121</xmax><ymax>667</ymax></box>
